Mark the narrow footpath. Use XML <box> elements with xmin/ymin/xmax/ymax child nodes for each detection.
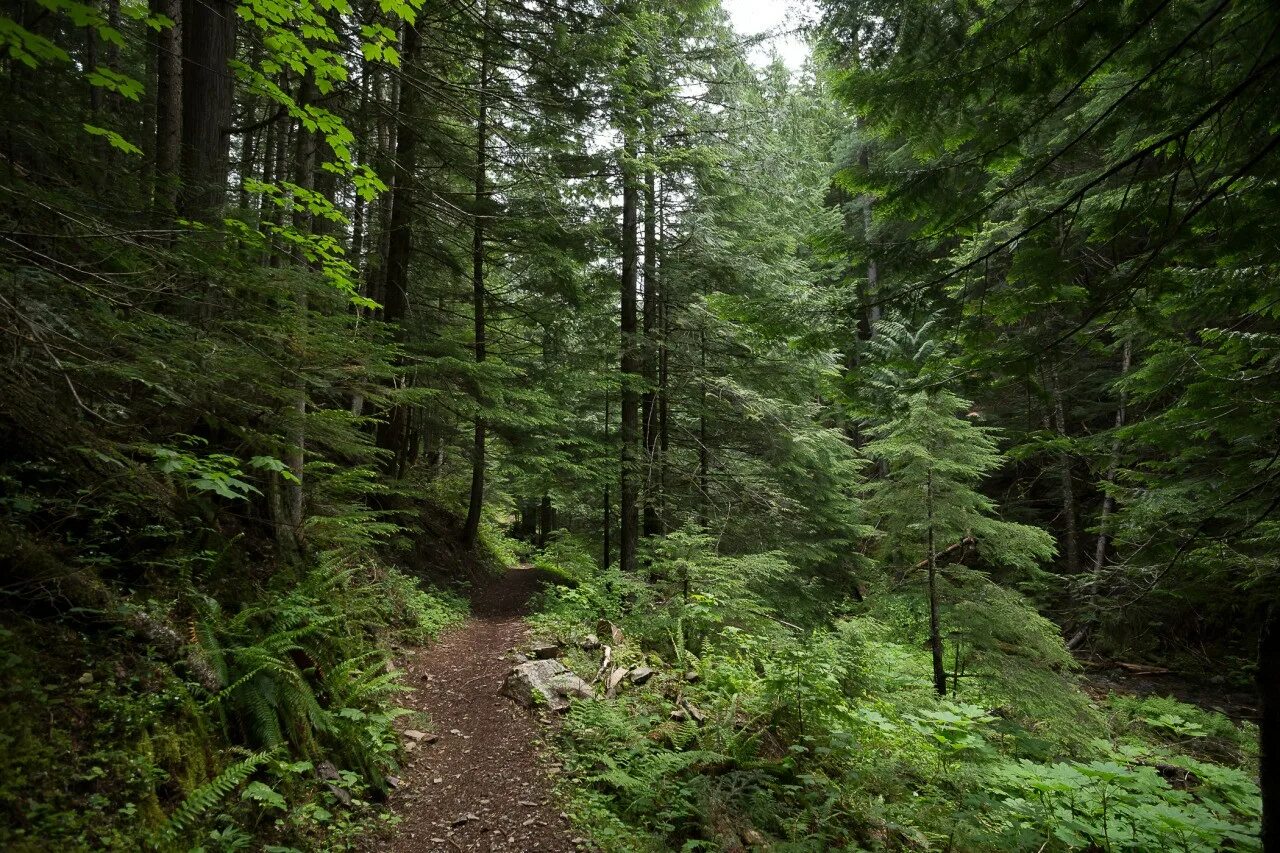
<box><xmin>376</xmin><ymin>567</ymin><xmax>582</xmax><ymax>852</ymax></box>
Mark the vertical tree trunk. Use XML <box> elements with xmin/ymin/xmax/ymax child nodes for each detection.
<box><xmin>177</xmin><ymin>0</ymin><xmax>235</xmax><ymax>221</ymax></box>
<box><xmin>657</xmin><ymin>182</ymin><xmax>669</xmax><ymax>523</ymax></box>
<box><xmin>926</xmin><ymin>471</ymin><xmax>947</xmax><ymax>696</ymax></box>
<box><xmin>151</xmin><ymin>0</ymin><xmax>181</xmax><ymax>216</ymax></box>
<box><xmin>538</xmin><ymin>495</ymin><xmax>554</xmax><ymax>547</ymax></box>
<box><xmin>1093</xmin><ymin>339</ymin><xmax>1132</xmax><ymax>573</ymax></box>
<box><xmin>619</xmin><ymin>138</ymin><xmax>640</xmax><ymax>573</ymax></box>
<box><xmin>641</xmin><ymin>137</ymin><xmax>660</xmax><ymax>539</ymax></box>
<box><xmin>1047</xmin><ymin>362</ymin><xmax>1081</xmax><ymax>573</ymax></box>
<box><xmin>603</xmin><ymin>390</ymin><xmax>611</xmax><ymax>568</ymax></box>
<box><xmin>1260</xmin><ymin>602</ymin><xmax>1278</xmax><ymax>852</ymax></box>
<box><xmin>698</xmin><ymin>322</ymin><xmax>709</xmax><ymax>528</ymax></box>
<box><xmin>463</xmin><ymin>14</ymin><xmax>490</xmax><ymax>548</ymax></box>
<box><xmin>376</xmin><ymin>22</ymin><xmax>420</xmax><ymax>471</ymax></box>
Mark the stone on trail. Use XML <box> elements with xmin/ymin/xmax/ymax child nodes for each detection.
<box><xmin>501</xmin><ymin>658</ymin><xmax>594</xmax><ymax>712</ymax></box>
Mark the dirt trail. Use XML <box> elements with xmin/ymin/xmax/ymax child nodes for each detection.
<box><xmin>375</xmin><ymin>567</ymin><xmax>580</xmax><ymax>852</ymax></box>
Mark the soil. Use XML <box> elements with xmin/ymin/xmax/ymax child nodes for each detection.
<box><xmin>373</xmin><ymin>566</ymin><xmax>584</xmax><ymax>853</ymax></box>
<box><xmin>1078</xmin><ymin>657</ymin><xmax>1260</xmax><ymax>723</ymax></box>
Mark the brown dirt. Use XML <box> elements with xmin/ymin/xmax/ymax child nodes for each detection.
<box><xmin>373</xmin><ymin>566</ymin><xmax>583</xmax><ymax>853</ymax></box>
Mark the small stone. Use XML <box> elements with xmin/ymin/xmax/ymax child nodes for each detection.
<box><xmin>519</xmin><ymin>800</ymin><xmax>538</xmax><ymax>807</ymax></box>
<box><xmin>327</xmin><ymin>784</ymin><xmax>352</xmax><ymax>806</ymax></box>
<box><xmin>433</xmin><ymin>777</ymin><xmax>443</xmax><ymax>784</ymax></box>
<box><xmin>581</xmin><ymin>633</ymin><xmax>600</xmax><ymax>651</ymax></box>
<box><xmin>317</xmin><ymin>761</ymin><xmax>340</xmax><ymax>781</ymax></box>
<box><xmin>451</xmin><ymin>812</ymin><xmax>480</xmax><ymax>827</ymax></box>
<box><xmin>684</xmin><ymin>670</ymin><xmax>700</xmax><ymax>683</ymax></box>
<box><xmin>522</xmin><ymin>817</ymin><xmax>536</xmax><ymax>827</ymax></box>
<box><xmin>387</xmin><ymin>776</ymin><xmax>403</xmax><ymax>789</ymax></box>
<box><xmin>629</xmin><ymin>666</ymin><xmax>655</xmax><ymax>685</ymax></box>
<box><xmin>670</xmin><ymin>708</ymin><xmax>688</xmax><ymax>721</ymax></box>
<box><xmin>403</xmin><ymin>729</ymin><xmax>430</xmax><ymax>741</ymax></box>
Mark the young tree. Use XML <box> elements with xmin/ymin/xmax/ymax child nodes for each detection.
<box><xmin>864</xmin><ymin>388</ymin><xmax>1055</xmax><ymax>695</ymax></box>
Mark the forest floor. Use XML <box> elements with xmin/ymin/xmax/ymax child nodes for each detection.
<box><xmin>370</xmin><ymin>566</ymin><xmax>584</xmax><ymax>853</ymax></box>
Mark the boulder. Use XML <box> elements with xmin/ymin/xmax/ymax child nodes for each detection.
<box><xmin>581</xmin><ymin>633</ymin><xmax>600</xmax><ymax>651</ymax></box>
<box><xmin>501</xmin><ymin>659</ymin><xmax>594</xmax><ymax>712</ymax></box>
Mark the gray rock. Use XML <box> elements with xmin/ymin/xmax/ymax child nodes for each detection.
<box><xmin>501</xmin><ymin>659</ymin><xmax>594</xmax><ymax>712</ymax></box>
<box><xmin>581</xmin><ymin>633</ymin><xmax>600</xmax><ymax>651</ymax></box>
<box><xmin>629</xmin><ymin>666</ymin><xmax>655</xmax><ymax>685</ymax></box>
<box><xmin>531</xmin><ymin>640</ymin><xmax>560</xmax><ymax>660</ymax></box>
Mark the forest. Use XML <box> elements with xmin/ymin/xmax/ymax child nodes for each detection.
<box><xmin>0</xmin><ymin>0</ymin><xmax>1275</xmax><ymax>850</ymax></box>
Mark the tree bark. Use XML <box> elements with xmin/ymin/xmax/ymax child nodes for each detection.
<box><xmin>177</xmin><ymin>0</ymin><xmax>235</xmax><ymax>221</ymax></box>
<box><xmin>1093</xmin><ymin>339</ymin><xmax>1132</xmax><ymax>573</ymax></box>
<box><xmin>927</xmin><ymin>470</ymin><xmax>947</xmax><ymax>696</ymax></box>
<box><xmin>641</xmin><ymin>136</ymin><xmax>659</xmax><ymax>538</ymax></box>
<box><xmin>151</xmin><ymin>0</ymin><xmax>181</xmax><ymax>217</ymax></box>
<box><xmin>463</xmin><ymin>15</ymin><xmax>490</xmax><ymax>548</ymax></box>
<box><xmin>1261</xmin><ymin>602</ymin><xmax>1278</xmax><ymax>852</ymax></box>
<box><xmin>619</xmin><ymin>137</ymin><xmax>640</xmax><ymax>573</ymax></box>
<box><xmin>603</xmin><ymin>389</ymin><xmax>612</xmax><ymax>568</ymax></box>
<box><xmin>1047</xmin><ymin>362</ymin><xmax>1081</xmax><ymax>573</ymax></box>
<box><xmin>375</xmin><ymin>22</ymin><xmax>420</xmax><ymax>471</ymax></box>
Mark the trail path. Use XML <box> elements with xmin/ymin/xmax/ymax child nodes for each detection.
<box><xmin>376</xmin><ymin>567</ymin><xmax>581</xmax><ymax>852</ymax></box>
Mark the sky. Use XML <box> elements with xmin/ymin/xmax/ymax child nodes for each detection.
<box><xmin>721</xmin><ymin>0</ymin><xmax>813</xmax><ymax>71</ymax></box>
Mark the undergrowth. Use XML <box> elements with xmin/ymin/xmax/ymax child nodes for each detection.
<box><xmin>530</xmin><ymin>533</ymin><xmax>1262</xmax><ymax>852</ymax></box>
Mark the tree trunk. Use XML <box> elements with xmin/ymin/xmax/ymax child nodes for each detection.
<box><xmin>376</xmin><ymin>22</ymin><xmax>420</xmax><ymax>471</ymax></box>
<box><xmin>151</xmin><ymin>0</ymin><xmax>181</xmax><ymax>217</ymax></box>
<box><xmin>1047</xmin><ymin>362</ymin><xmax>1081</xmax><ymax>574</ymax></box>
<box><xmin>538</xmin><ymin>495</ymin><xmax>554</xmax><ymax>547</ymax></box>
<box><xmin>1093</xmin><ymin>339</ymin><xmax>1132</xmax><ymax>573</ymax></box>
<box><xmin>619</xmin><ymin>137</ymin><xmax>640</xmax><ymax>573</ymax></box>
<box><xmin>177</xmin><ymin>0</ymin><xmax>235</xmax><ymax>221</ymax></box>
<box><xmin>927</xmin><ymin>470</ymin><xmax>947</xmax><ymax>696</ymax></box>
<box><xmin>641</xmin><ymin>137</ymin><xmax>659</xmax><ymax>538</ymax></box>
<box><xmin>603</xmin><ymin>390</ymin><xmax>612</xmax><ymax>568</ymax></box>
<box><xmin>1261</xmin><ymin>602</ymin><xmax>1278</xmax><ymax>852</ymax></box>
<box><xmin>463</xmin><ymin>16</ymin><xmax>490</xmax><ymax>548</ymax></box>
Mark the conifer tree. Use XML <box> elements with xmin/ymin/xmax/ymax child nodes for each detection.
<box><xmin>864</xmin><ymin>388</ymin><xmax>1055</xmax><ymax>694</ymax></box>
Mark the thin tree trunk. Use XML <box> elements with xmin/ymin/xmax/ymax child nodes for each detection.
<box><xmin>1261</xmin><ymin>602</ymin><xmax>1278</xmax><ymax>851</ymax></box>
<box><xmin>1047</xmin><ymin>362</ymin><xmax>1081</xmax><ymax>573</ymax></box>
<box><xmin>1093</xmin><ymin>339</ymin><xmax>1132</xmax><ymax>572</ymax></box>
<box><xmin>619</xmin><ymin>136</ymin><xmax>640</xmax><ymax>573</ymax></box>
<box><xmin>603</xmin><ymin>390</ymin><xmax>611</xmax><ymax>568</ymax></box>
<box><xmin>463</xmin><ymin>14</ymin><xmax>490</xmax><ymax>548</ymax></box>
<box><xmin>927</xmin><ymin>470</ymin><xmax>947</xmax><ymax>696</ymax></box>
<box><xmin>698</xmin><ymin>322</ymin><xmax>709</xmax><ymax>528</ymax></box>
<box><xmin>641</xmin><ymin>136</ymin><xmax>659</xmax><ymax>538</ymax></box>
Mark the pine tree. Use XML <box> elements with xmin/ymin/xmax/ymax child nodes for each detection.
<box><xmin>864</xmin><ymin>388</ymin><xmax>1055</xmax><ymax>694</ymax></box>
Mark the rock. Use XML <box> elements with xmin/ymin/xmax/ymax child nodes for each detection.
<box><xmin>683</xmin><ymin>701</ymin><xmax>706</xmax><ymax>724</ymax></box>
<box><xmin>581</xmin><ymin>633</ymin><xmax>600</xmax><ymax>651</ymax></box>
<box><xmin>317</xmin><ymin>761</ymin><xmax>340</xmax><ymax>782</ymax></box>
<box><xmin>629</xmin><ymin>666</ymin><xmax>655</xmax><ymax>685</ymax></box>
<box><xmin>605</xmin><ymin>666</ymin><xmax>628</xmax><ymax>697</ymax></box>
<box><xmin>684</xmin><ymin>670</ymin><xmax>700</xmax><ymax>683</ymax></box>
<box><xmin>531</xmin><ymin>640</ymin><xmax>560</xmax><ymax>660</ymax></box>
<box><xmin>327</xmin><ymin>784</ymin><xmax>352</xmax><ymax>806</ymax></box>
<box><xmin>451</xmin><ymin>812</ymin><xmax>480</xmax><ymax>827</ymax></box>
<box><xmin>670</xmin><ymin>708</ymin><xmax>688</xmax><ymax>721</ymax></box>
<box><xmin>386</xmin><ymin>776</ymin><xmax>403</xmax><ymax>789</ymax></box>
<box><xmin>501</xmin><ymin>659</ymin><xmax>595</xmax><ymax>712</ymax></box>
<box><xmin>402</xmin><ymin>729</ymin><xmax>432</xmax><ymax>742</ymax></box>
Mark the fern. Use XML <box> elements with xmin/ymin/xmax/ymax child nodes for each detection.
<box><xmin>161</xmin><ymin>750</ymin><xmax>272</xmax><ymax>841</ymax></box>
